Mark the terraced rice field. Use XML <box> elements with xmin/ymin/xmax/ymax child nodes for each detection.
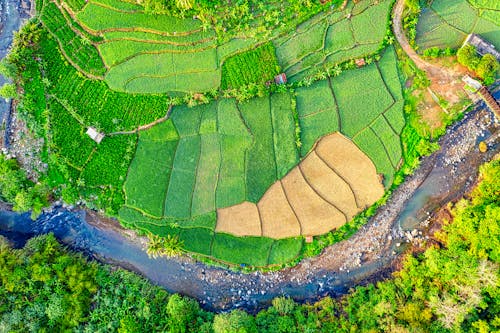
<box><xmin>275</xmin><ymin>0</ymin><xmax>393</xmax><ymax>82</ymax></box>
<box><xmin>37</xmin><ymin>0</ymin><xmax>408</xmax><ymax>266</ymax></box>
<box><xmin>416</xmin><ymin>0</ymin><xmax>500</xmax><ymax>51</ymax></box>
<box><xmin>119</xmin><ymin>46</ymin><xmax>404</xmax><ymax>265</ymax></box>
<box><xmin>217</xmin><ymin>133</ymin><xmax>384</xmax><ymax>238</ymax></box>
<box><xmin>41</xmin><ymin>0</ymin><xmax>393</xmax><ymax>94</ymax></box>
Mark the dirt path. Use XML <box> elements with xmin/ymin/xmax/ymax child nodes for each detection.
<box><xmin>392</xmin><ymin>0</ymin><xmax>467</xmax><ymax>105</ymax></box>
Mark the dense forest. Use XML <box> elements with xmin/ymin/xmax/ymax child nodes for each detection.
<box><xmin>0</xmin><ymin>158</ymin><xmax>498</xmax><ymax>332</ymax></box>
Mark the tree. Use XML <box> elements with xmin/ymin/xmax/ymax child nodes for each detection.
<box><xmin>457</xmin><ymin>45</ymin><xmax>480</xmax><ymax>69</ymax></box>
<box><xmin>476</xmin><ymin>53</ymin><xmax>499</xmax><ymax>84</ymax></box>
<box><xmin>213</xmin><ymin>310</ymin><xmax>257</xmax><ymax>333</ymax></box>
<box><xmin>0</xmin><ymin>83</ymin><xmax>17</xmax><ymax>99</ymax></box>
<box><xmin>166</xmin><ymin>294</ymin><xmax>201</xmax><ymax>333</ymax></box>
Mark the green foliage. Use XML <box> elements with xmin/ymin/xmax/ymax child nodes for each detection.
<box><xmin>213</xmin><ymin>310</ymin><xmax>257</xmax><ymax>333</ymax></box>
<box><xmin>476</xmin><ymin>53</ymin><xmax>500</xmax><ymax>84</ymax></box>
<box><xmin>146</xmin><ymin>234</ymin><xmax>184</xmax><ymax>258</ymax></box>
<box><xmin>0</xmin><ymin>83</ymin><xmax>17</xmax><ymax>99</ymax></box>
<box><xmin>0</xmin><ymin>234</ymin><xmax>97</xmax><ymax>330</ymax></box>
<box><xmin>41</xmin><ymin>2</ymin><xmax>106</xmax><ymax>76</ymax></box>
<box><xmin>0</xmin><ymin>155</ymin><xmax>49</xmax><ymax>218</ymax></box>
<box><xmin>221</xmin><ymin>43</ymin><xmax>280</xmax><ymax>89</ymax></box>
<box><xmin>1</xmin><ymin>159</ymin><xmax>498</xmax><ymax>331</ymax></box>
<box><xmin>457</xmin><ymin>45</ymin><xmax>481</xmax><ymax>69</ymax></box>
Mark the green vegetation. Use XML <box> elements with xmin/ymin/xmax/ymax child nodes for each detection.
<box><xmin>416</xmin><ymin>0</ymin><xmax>500</xmax><ymax>52</ymax></box>
<box><xmin>0</xmin><ymin>155</ymin><xmax>50</xmax><ymax>218</ymax></box>
<box><xmin>221</xmin><ymin>43</ymin><xmax>280</xmax><ymax>89</ymax></box>
<box><xmin>457</xmin><ymin>45</ymin><xmax>499</xmax><ymax>85</ymax></box>
<box><xmin>1</xmin><ymin>158</ymin><xmax>498</xmax><ymax>331</ymax></box>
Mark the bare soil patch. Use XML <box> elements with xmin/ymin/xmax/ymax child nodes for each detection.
<box><xmin>215</xmin><ymin>133</ymin><xmax>385</xmax><ymax>238</ymax></box>
<box><xmin>300</xmin><ymin>151</ymin><xmax>358</xmax><ymax>218</ymax></box>
<box><xmin>281</xmin><ymin>167</ymin><xmax>346</xmax><ymax>236</ymax></box>
<box><xmin>258</xmin><ymin>182</ymin><xmax>301</xmax><ymax>238</ymax></box>
<box><xmin>315</xmin><ymin>133</ymin><xmax>384</xmax><ymax>208</ymax></box>
<box><xmin>216</xmin><ymin>201</ymin><xmax>261</xmax><ymax>236</ymax></box>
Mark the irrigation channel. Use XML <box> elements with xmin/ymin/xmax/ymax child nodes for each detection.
<box><xmin>1</xmin><ymin>0</ymin><xmax>500</xmax><ymax>312</ymax></box>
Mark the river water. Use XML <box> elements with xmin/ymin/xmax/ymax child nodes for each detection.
<box><xmin>0</xmin><ymin>0</ymin><xmax>30</xmax><ymax>145</ymax></box>
<box><xmin>0</xmin><ymin>100</ymin><xmax>498</xmax><ymax>311</ymax></box>
<box><xmin>0</xmin><ymin>0</ymin><xmax>499</xmax><ymax>312</ymax></box>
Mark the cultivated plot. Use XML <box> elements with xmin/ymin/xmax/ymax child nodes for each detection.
<box><xmin>416</xmin><ymin>0</ymin><xmax>500</xmax><ymax>51</ymax></box>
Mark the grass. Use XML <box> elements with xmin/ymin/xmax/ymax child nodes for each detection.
<box><xmin>384</xmin><ymin>100</ymin><xmax>406</xmax><ymax>135</ymax></box>
<box><xmin>41</xmin><ymin>2</ymin><xmax>106</xmax><ymax>76</ymax></box>
<box><xmin>370</xmin><ymin>116</ymin><xmax>402</xmax><ymax>167</ymax></box>
<box><xmin>124</xmin><ymin>120</ymin><xmax>179</xmax><ymax>217</ymax></box>
<box><xmin>275</xmin><ymin>20</ymin><xmax>327</xmax><ymax>70</ymax></box>
<box><xmin>416</xmin><ymin>0</ymin><xmax>500</xmax><ymax>51</ymax></box>
<box><xmin>354</xmin><ymin>128</ymin><xmax>394</xmax><ymax>187</ymax></box>
<box><xmin>80</xmin><ymin>134</ymin><xmax>136</xmax><ymax>188</ymax></box>
<box><xmin>191</xmin><ymin>134</ymin><xmax>220</xmax><ymax>216</ymax></box>
<box><xmin>268</xmin><ymin>238</ymin><xmax>303</xmax><ymax>265</ymax></box>
<box><xmin>76</xmin><ymin>3</ymin><xmax>200</xmax><ymax>33</ymax></box>
<box><xmin>324</xmin><ymin>19</ymin><xmax>355</xmax><ymax>53</ymax></box>
<box><xmin>41</xmin><ymin>36</ymin><xmax>169</xmax><ymax>133</ymax></box>
<box><xmin>164</xmin><ymin>136</ymin><xmax>200</xmax><ymax>219</ymax></box>
<box><xmin>221</xmin><ymin>42</ymin><xmax>280</xmax><ymax>89</ymax></box>
<box><xmin>211</xmin><ymin>233</ymin><xmax>274</xmax><ymax>267</ymax></box>
<box><xmin>216</xmin><ymin>136</ymin><xmax>248</xmax><ymax>208</ymax></box>
<box><xmin>270</xmin><ymin>93</ymin><xmax>300</xmax><ymax>178</ymax></box>
<box><xmin>350</xmin><ymin>0</ymin><xmax>391</xmax><ymax>44</ymax></box>
<box><xmin>240</xmin><ymin>97</ymin><xmax>277</xmax><ymax>202</ymax></box>
<box><xmin>48</xmin><ymin>99</ymin><xmax>96</xmax><ymax>168</ymax></box>
<box><xmin>333</xmin><ymin>63</ymin><xmax>393</xmax><ymax>137</ymax></box>
<box><xmin>179</xmin><ymin>228</ymin><xmax>213</xmax><ymax>256</ymax></box>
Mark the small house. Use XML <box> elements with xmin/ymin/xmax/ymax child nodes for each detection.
<box><xmin>274</xmin><ymin>73</ymin><xmax>287</xmax><ymax>85</ymax></box>
<box><xmin>86</xmin><ymin>127</ymin><xmax>104</xmax><ymax>144</ymax></box>
<box><xmin>355</xmin><ymin>58</ymin><xmax>366</xmax><ymax>67</ymax></box>
<box><xmin>463</xmin><ymin>34</ymin><xmax>500</xmax><ymax>61</ymax></box>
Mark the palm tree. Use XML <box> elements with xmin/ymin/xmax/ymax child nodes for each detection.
<box><xmin>175</xmin><ymin>0</ymin><xmax>193</xmax><ymax>10</ymax></box>
<box><xmin>146</xmin><ymin>234</ymin><xmax>164</xmax><ymax>259</ymax></box>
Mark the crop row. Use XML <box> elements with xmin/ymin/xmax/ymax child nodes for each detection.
<box><xmin>41</xmin><ymin>2</ymin><xmax>106</xmax><ymax>76</ymax></box>
<box><xmin>41</xmin><ymin>35</ymin><xmax>169</xmax><ymax>133</ymax></box>
<box><xmin>221</xmin><ymin>42</ymin><xmax>281</xmax><ymax>90</ymax></box>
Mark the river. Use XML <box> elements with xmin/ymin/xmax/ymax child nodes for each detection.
<box><xmin>0</xmin><ymin>0</ymin><xmax>499</xmax><ymax>312</ymax></box>
<box><xmin>0</xmin><ymin>99</ymin><xmax>497</xmax><ymax>311</ymax></box>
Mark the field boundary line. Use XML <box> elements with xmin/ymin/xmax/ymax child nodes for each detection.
<box><xmin>104</xmin><ymin>35</ymin><xmax>216</xmax><ymax>47</ymax></box>
<box><xmin>298</xmin><ymin>163</ymin><xmax>349</xmax><ymax>222</ymax></box>
<box><xmin>265</xmin><ymin>241</ymin><xmax>275</xmax><ymax>266</ymax></box>
<box><xmin>85</xmin><ymin>26</ymin><xmax>204</xmax><ymax>38</ymax></box>
<box><xmin>123</xmin><ymin>204</ymin><xmax>166</xmax><ymax>221</ymax></box>
<box><xmin>89</xmin><ymin>0</ymin><xmax>142</xmax><ymax>14</ymax></box>
<box><xmin>375</xmin><ymin>60</ymin><xmax>397</xmax><ymax>103</ymax></box>
<box><xmin>267</xmin><ymin>96</ymin><xmax>279</xmax><ymax>181</ymax></box>
<box><xmin>188</xmin><ymin>129</ymin><xmax>203</xmax><ymax>218</ymax></box>
<box><xmin>279</xmin><ymin>180</ymin><xmax>304</xmax><ymax>235</ymax></box>
<box><xmin>314</xmin><ymin>148</ymin><xmax>361</xmax><ymax>209</ymax></box>
<box><xmin>107</xmin><ymin>44</ymin><xmax>218</xmax><ymax>69</ymax></box>
<box><xmin>42</xmin><ymin>20</ymin><xmax>105</xmax><ymax>80</ymax></box>
<box><xmin>368</xmin><ymin>126</ymin><xmax>397</xmax><ymax>170</ymax></box>
<box><xmin>108</xmin><ymin>105</ymin><xmax>172</xmax><ymax>135</ymax></box>
<box><xmin>327</xmin><ymin>76</ymin><xmax>342</xmax><ymax>133</ymax></box>
<box><xmin>427</xmin><ymin>5</ymin><xmax>470</xmax><ymax>34</ymax></box>
<box><xmin>122</xmin><ymin>131</ymin><xmax>139</xmax><ymax>205</ymax></box>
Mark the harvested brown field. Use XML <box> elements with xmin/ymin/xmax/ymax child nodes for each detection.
<box><xmin>258</xmin><ymin>182</ymin><xmax>301</xmax><ymax>238</ymax></box>
<box><xmin>216</xmin><ymin>201</ymin><xmax>262</xmax><ymax>236</ymax></box>
<box><xmin>315</xmin><ymin>133</ymin><xmax>384</xmax><ymax>208</ymax></box>
<box><xmin>299</xmin><ymin>152</ymin><xmax>358</xmax><ymax>218</ymax></box>
<box><xmin>281</xmin><ymin>167</ymin><xmax>347</xmax><ymax>236</ymax></box>
<box><xmin>215</xmin><ymin>132</ymin><xmax>384</xmax><ymax>238</ymax></box>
